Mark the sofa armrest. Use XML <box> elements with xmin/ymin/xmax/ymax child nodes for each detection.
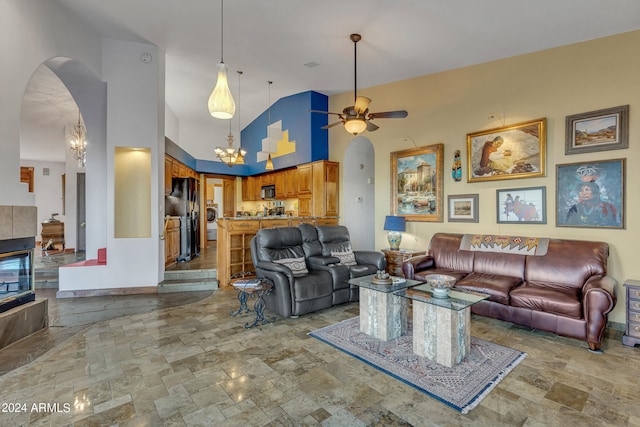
<box><xmin>256</xmin><ymin>261</ymin><xmax>295</xmax><ymax>282</ymax></box>
<box><xmin>402</xmin><ymin>255</ymin><xmax>434</xmax><ymax>280</ymax></box>
<box><xmin>354</xmin><ymin>251</ymin><xmax>386</xmax><ymax>270</ymax></box>
<box><xmin>582</xmin><ymin>275</ymin><xmax>617</xmax><ymax>351</ymax></box>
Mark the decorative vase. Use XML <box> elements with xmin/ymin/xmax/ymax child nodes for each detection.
<box><xmin>387</xmin><ymin>231</ymin><xmax>402</xmax><ymax>250</ymax></box>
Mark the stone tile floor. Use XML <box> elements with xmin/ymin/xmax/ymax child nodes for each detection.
<box><xmin>0</xmin><ymin>289</ymin><xmax>639</xmax><ymax>426</ymax></box>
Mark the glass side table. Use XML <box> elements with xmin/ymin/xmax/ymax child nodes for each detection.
<box><xmin>230</xmin><ymin>274</ymin><xmax>275</xmax><ymax>329</ymax></box>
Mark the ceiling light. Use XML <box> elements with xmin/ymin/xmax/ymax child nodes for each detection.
<box><xmin>215</xmin><ymin>71</ymin><xmax>246</xmax><ymax>167</ymax></box>
<box><xmin>265</xmin><ymin>81</ymin><xmax>274</xmax><ymax>171</ymax></box>
<box><xmin>68</xmin><ymin>110</ymin><xmax>87</xmax><ymax>167</ymax></box>
<box><xmin>344</xmin><ymin>117</ymin><xmax>367</xmax><ymax>135</ymax></box>
<box><xmin>207</xmin><ymin>0</ymin><xmax>235</xmax><ymax>119</ymax></box>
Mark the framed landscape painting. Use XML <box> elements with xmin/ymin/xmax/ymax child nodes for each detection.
<box><xmin>391</xmin><ymin>143</ymin><xmax>444</xmax><ymax>222</ymax></box>
<box><xmin>556</xmin><ymin>159</ymin><xmax>625</xmax><ymax>229</ymax></box>
<box><xmin>467</xmin><ymin>118</ymin><xmax>546</xmax><ymax>183</ymax></box>
<box><xmin>565</xmin><ymin>105</ymin><xmax>629</xmax><ymax>155</ymax></box>
<box><xmin>448</xmin><ymin>194</ymin><xmax>479</xmax><ymax>223</ymax></box>
<box><xmin>496</xmin><ymin>186</ymin><xmax>546</xmax><ymax>224</ymax></box>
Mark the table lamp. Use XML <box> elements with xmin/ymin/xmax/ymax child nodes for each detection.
<box><xmin>384</xmin><ymin>215</ymin><xmax>406</xmax><ymax>250</ymax></box>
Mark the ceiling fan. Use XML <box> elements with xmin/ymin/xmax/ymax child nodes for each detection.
<box><xmin>311</xmin><ymin>33</ymin><xmax>408</xmax><ymax>135</ymax></box>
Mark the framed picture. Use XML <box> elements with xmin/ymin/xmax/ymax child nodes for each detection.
<box><xmin>565</xmin><ymin>105</ymin><xmax>629</xmax><ymax>155</ymax></box>
<box><xmin>496</xmin><ymin>186</ymin><xmax>546</xmax><ymax>224</ymax></box>
<box><xmin>467</xmin><ymin>118</ymin><xmax>546</xmax><ymax>183</ymax></box>
<box><xmin>391</xmin><ymin>143</ymin><xmax>444</xmax><ymax>222</ymax></box>
<box><xmin>556</xmin><ymin>159</ymin><xmax>625</xmax><ymax>229</ymax></box>
<box><xmin>448</xmin><ymin>194</ymin><xmax>479</xmax><ymax>223</ymax></box>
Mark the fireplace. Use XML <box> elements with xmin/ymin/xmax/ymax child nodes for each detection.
<box><xmin>0</xmin><ymin>237</ymin><xmax>35</xmax><ymax>313</ymax></box>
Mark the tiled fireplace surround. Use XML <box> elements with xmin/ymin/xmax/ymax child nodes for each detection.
<box><xmin>0</xmin><ymin>205</ymin><xmax>48</xmax><ymax>350</ymax></box>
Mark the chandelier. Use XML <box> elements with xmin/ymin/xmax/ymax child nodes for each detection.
<box><xmin>207</xmin><ymin>0</ymin><xmax>235</xmax><ymax>119</ymax></box>
<box><xmin>215</xmin><ymin>71</ymin><xmax>246</xmax><ymax>167</ymax></box>
<box><xmin>68</xmin><ymin>111</ymin><xmax>87</xmax><ymax>167</ymax></box>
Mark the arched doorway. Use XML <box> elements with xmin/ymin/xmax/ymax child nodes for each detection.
<box><xmin>342</xmin><ymin>137</ymin><xmax>375</xmax><ymax>250</ymax></box>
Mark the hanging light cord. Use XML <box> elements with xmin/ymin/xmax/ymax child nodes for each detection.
<box><xmin>220</xmin><ymin>0</ymin><xmax>224</xmax><ymax>63</ymax></box>
<box><xmin>268</xmin><ymin>81</ymin><xmax>272</xmax><ymax>147</ymax></box>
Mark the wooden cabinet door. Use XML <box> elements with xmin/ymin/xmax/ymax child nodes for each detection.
<box><xmin>222</xmin><ymin>178</ymin><xmax>235</xmax><ymax>218</ymax></box>
<box><xmin>20</xmin><ymin>166</ymin><xmax>34</xmax><ymax>192</ymax></box>
<box><xmin>178</xmin><ymin>164</ymin><xmax>187</xmax><ymax>178</ymax></box>
<box><xmin>275</xmin><ymin>171</ymin><xmax>285</xmax><ymax>199</ymax></box>
<box><xmin>297</xmin><ymin>164</ymin><xmax>312</xmax><ymax>194</ymax></box>
<box><xmin>324</xmin><ymin>161</ymin><xmax>339</xmax><ymax>216</ymax></box>
<box><xmin>164</xmin><ymin>156</ymin><xmax>173</xmax><ymax>195</ymax></box>
<box><xmin>285</xmin><ymin>168</ymin><xmax>298</xmax><ymax>197</ymax></box>
<box><xmin>241</xmin><ymin>177</ymin><xmax>250</xmax><ymax>201</ymax></box>
<box><xmin>298</xmin><ymin>194</ymin><xmax>312</xmax><ymax>217</ymax></box>
<box><xmin>171</xmin><ymin>161</ymin><xmax>180</xmax><ymax>178</ymax></box>
<box><xmin>252</xmin><ymin>176</ymin><xmax>262</xmax><ymax>201</ymax></box>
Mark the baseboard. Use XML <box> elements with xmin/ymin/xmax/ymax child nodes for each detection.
<box><xmin>56</xmin><ymin>286</ymin><xmax>157</xmax><ymax>298</ymax></box>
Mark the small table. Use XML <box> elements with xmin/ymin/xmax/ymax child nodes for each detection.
<box><xmin>381</xmin><ymin>249</ymin><xmax>426</xmax><ymax>277</ymax></box>
<box><xmin>395</xmin><ymin>284</ymin><xmax>488</xmax><ymax>367</ymax></box>
<box><xmin>231</xmin><ymin>277</ymin><xmax>275</xmax><ymax>329</ymax></box>
<box><xmin>349</xmin><ymin>274</ymin><xmax>423</xmax><ymax>341</ymax></box>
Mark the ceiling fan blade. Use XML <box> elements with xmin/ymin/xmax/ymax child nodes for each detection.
<box><xmin>354</xmin><ymin>96</ymin><xmax>371</xmax><ymax>114</ymax></box>
<box><xmin>322</xmin><ymin>120</ymin><xmax>344</xmax><ymax>130</ymax></box>
<box><xmin>309</xmin><ymin>109</ymin><xmax>342</xmax><ymax>116</ymax></box>
<box><xmin>366</xmin><ymin>121</ymin><xmax>380</xmax><ymax>132</ymax></box>
<box><xmin>368</xmin><ymin>110</ymin><xmax>408</xmax><ymax>119</ymax></box>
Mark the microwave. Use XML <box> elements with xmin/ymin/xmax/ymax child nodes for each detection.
<box><xmin>261</xmin><ymin>185</ymin><xmax>276</xmax><ymax>199</ymax></box>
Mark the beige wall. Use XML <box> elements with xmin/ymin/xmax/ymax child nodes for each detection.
<box><xmin>329</xmin><ymin>30</ymin><xmax>640</xmax><ymax>325</ymax></box>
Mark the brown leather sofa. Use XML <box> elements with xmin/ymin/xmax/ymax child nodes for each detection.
<box><xmin>402</xmin><ymin>233</ymin><xmax>617</xmax><ymax>352</ymax></box>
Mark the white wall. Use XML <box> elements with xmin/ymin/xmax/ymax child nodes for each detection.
<box><xmin>342</xmin><ymin>137</ymin><xmax>375</xmax><ymax>250</ymax></box>
<box><xmin>19</xmin><ymin>160</ymin><xmax>66</xmax><ymax>239</ymax></box>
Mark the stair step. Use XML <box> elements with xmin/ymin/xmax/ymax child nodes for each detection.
<box><xmin>163</xmin><ymin>269</ymin><xmax>217</xmax><ymax>281</ymax></box>
<box><xmin>157</xmin><ymin>278</ymin><xmax>219</xmax><ymax>293</ymax></box>
<box><xmin>35</xmin><ymin>279</ymin><xmax>59</xmax><ymax>289</ymax></box>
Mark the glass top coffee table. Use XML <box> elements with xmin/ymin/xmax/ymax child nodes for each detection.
<box><xmin>349</xmin><ymin>274</ymin><xmax>423</xmax><ymax>341</ymax></box>
<box><xmin>395</xmin><ymin>284</ymin><xmax>489</xmax><ymax>367</ymax></box>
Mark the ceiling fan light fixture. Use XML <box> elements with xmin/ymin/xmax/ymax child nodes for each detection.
<box><xmin>344</xmin><ymin>117</ymin><xmax>367</xmax><ymax>135</ymax></box>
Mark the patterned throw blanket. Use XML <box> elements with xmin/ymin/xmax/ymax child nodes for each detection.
<box><xmin>459</xmin><ymin>234</ymin><xmax>549</xmax><ymax>256</ymax></box>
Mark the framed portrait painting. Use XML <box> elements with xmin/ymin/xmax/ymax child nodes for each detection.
<box><xmin>467</xmin><ymin>118</ymin><xmax>546</xmax><ymax>183</ymax></box>
<box><xmin>556</xmin><ymin>159</ymin><xmax>625</xmax><ymax>229</ymax></box>
<box><xmin>448</xmin><ymin>194</ymin><xmax>479</xmax><ymax>223</ymax></box>
<box><xmin>565</xmin><ymin>105</ymin><xmax>629</xmax><ymax>155</ymax></box>
<box><xmin>391</xmin><ymin>143</ymin><xmax>444</xmax><ymax>222</ymax></box>
<box><xmin>496</xmin><ymin>186</ymin><xmax>546</xmax><ymax>224</ymax></box>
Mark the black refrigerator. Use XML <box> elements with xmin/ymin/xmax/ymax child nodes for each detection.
<box><xmin>165</xmin><ymin>177</ymin><xmax>200</xmax><ymax>262</ymax></box>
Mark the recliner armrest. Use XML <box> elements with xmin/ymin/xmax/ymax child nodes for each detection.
<box><xmin>255</xmin><ymin>260</ymin><xmax>295</xmax><ymax>281</ymax></box>
<box><xmin>402</xmin><ymin>255</ymin><xmax>434</xmax><ymax>279</ymax></box>
<box><xmin>354</xmin><ymin>251</ymin><xmax>386</xmax><ymax>270</ymax></box>
<box><xmin>307</xmin><ymin>255</ymin><xmax>341</xmax><ymax>267</ymax></box>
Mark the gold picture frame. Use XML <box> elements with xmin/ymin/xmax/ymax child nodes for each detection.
<box><xmin>391</xmin><ymin>143</ymin><xmax>444</xmax><ymax>222</ymax></box>
<box><xmin>467</xmin><ymin>118</ymin><xmax>546</xmax><ymax>183</ymax></box>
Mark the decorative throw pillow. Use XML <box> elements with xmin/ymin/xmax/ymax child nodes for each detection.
<box><xmin>273</xmin><ymin>257</ymin><xmax>309</xmax><ymax>277</ymax></box>
<box><xmin>331</xmin><ymin>249</ymin><xmax>357</xmax><ymax>266</ymax></box>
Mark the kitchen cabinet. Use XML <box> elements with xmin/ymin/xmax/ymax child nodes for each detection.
<box><xmin>312</xmin><ymin>160</ymin><xmax>339</xmax><ymax>217</ymax></box>
<box><xmin>285</xmin><ymin>168</ymin><xmax>298</xmax><ymax>197</ymax></box>
<box><xmin>222</xmin><ymin>179</ymin><xmax>235</xmax><ymax>218</ymax></box>
<box><xmin>164</xmin><ymin>217</ymin><xmax>180</xmax><ymax>267</ymax></box>
<box><xmin>275</xmin><ymin>171</ymin><xmax>286</xmax><ymax>199</ymax></box>
<box><xmin>298</xmin><ymin>195</ymin><xmax>312</xmax><ymax>217</ymax></box>
<box><xmin>297</xmin><ymin>164</ymin><xmax>312</xmax><ymax>194</ymax></box>
<box><xmin>164</xmin><ymin>157</ymin><xmax>173</xmax><ymax>195</ymax></box>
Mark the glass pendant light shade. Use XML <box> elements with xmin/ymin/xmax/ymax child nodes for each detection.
<box><xmin>344</xmin><ymin>117</ymin><xmax>367</xmax><ymax>135</ymax></box>
<box><xmin>208</xmin><ymin>62</ymin><xmax>236</xmax><ymax>119</ymax></box>
<box><xmin>265</xmin><ymin>153</ymin><xmax>274</xmax><ymax>170</ymax></box>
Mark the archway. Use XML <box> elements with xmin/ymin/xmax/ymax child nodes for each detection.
<box><xmin>342</xmin><ymin>137</ymin><xmax>375</xmax><ymax>250</ymax></box>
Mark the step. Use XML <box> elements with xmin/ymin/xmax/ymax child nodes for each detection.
<box><xmin>163</xmin><ymin>269</ymin><xmax>217</xmax><ymax>281</ymax></box>
<box><xmin>35</xmin><ymin>268</ymin><xmax>60</xmax><ymax>289</ymax></box>
<box><xmin>157</xmin><ymin>278</ymin><xmax>219</xmax><ymax>293</ymax></box>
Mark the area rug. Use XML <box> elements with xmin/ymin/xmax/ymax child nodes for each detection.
<box><xmin>309</xmin><ymin>317</ymin><xmax>526</xmax><ymax>414</ymax></box>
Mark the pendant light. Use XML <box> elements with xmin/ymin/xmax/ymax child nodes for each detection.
<box><xmin>265</xmin><ymin>81</ymin><xmax>274</xmax><ymax>170</ymax></box>
<box><xmin>68</xmin><ymin>110</ymin><xmax>87</xmax><ymax>167</ymax></box>
<box><xmin>214</xmin><ymin>71</ymin><xmax>246</xmax><ymax>166</ymax></box>
<box><xmin>207</xmin><ymin>0</ymin><xmax>235</xmax><ymax>119</ymax></box>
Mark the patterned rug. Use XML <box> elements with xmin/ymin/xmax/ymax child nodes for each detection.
<box><xmin>309</xmin><ymin>317</ymin><xmax>526</xmax><ymax>414</ymax></box>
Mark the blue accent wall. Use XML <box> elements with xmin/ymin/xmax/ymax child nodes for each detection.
<box><xmin>172</xmin><ymin>91</ymin><xmax>328</xmax><ymax>176</ymax></box>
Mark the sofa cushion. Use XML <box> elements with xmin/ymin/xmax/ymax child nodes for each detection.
<box><xmin>455</xmin><ymin>273</ymin><xmax>522</xmax><ymax>305</ymax></box>
<box><xmin>273</xmin><ymin>256</ymin><xmax>309</xmax><ymax>277</ymax></box>
<box><xmin>509</xmin><ymin>282</ymin><xmax>582</xmax><ymax>319</ymax></box>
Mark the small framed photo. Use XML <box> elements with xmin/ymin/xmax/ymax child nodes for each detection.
<box><xmin>556</xmin><ymin>159</ymin><xmax>625</xmax><ymax>229</ymax></box>
<box><xmin>565</xmin><ymin>105</ymin><xmax>629</xmax><ymax>155</ymax></box>
<box><xmin>496</xmin><ymin>186</ymin><xmax>546</xmax><ymax>224</ymax></box>
<box><xmin>447</xmin><ymin>194</ymin><xmax>479</xmax><ymax>223</ymax></box>
<box><xmin>467</xmin><ymin>118</ymin><xmax>546</xmax><ymax>183</ymax></box>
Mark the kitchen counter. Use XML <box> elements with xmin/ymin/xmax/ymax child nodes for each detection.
<box><xmin>220</xmin><ymin>216</ymin><xmax>339</xmax><ymax>220</ymax></box>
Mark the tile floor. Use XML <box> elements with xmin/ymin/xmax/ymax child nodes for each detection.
<box><xmin>0</xmin><ymin>286</ymin><xmax>639</xmax><ymax>426</ymax></box>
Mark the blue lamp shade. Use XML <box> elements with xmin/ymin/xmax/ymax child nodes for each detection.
<box><xmin>384</xmin><ymin>216</ymin><xmax>405</xmax><ymax>250</ymax></box>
